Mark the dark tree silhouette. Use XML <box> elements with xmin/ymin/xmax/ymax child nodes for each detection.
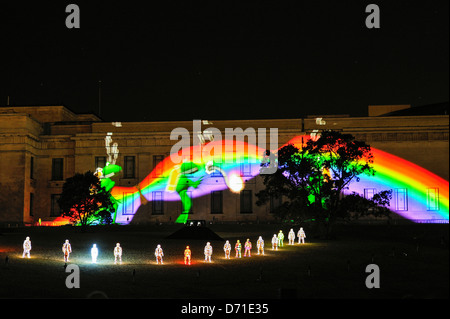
<box><xmin>58</xmin><ymin>171</ymin><xmax>115</xmax><ymax>227</ymax></box>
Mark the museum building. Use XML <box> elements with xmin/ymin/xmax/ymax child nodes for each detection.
<box><xmin>0</xmin><ymin>104</ymin><xmax>448</xmax><ymax>226</ymax></box>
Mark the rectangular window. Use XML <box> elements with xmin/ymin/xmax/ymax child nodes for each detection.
<box><xmin>153</xmin><ymin>155</ymin><xmax>164</xmax><ymax>177</ymax></box>
<box><xmin>30</xmin><ymin>156</ymin><xmax>34</xmax><ymax>180</ymax></box>
<box><xmin>240</xmin><ymin>190</ymin><xmax>253</xmax><ymax>214</ymax></box>
<box><xmin>211</xmin><ymin>191</ymin><xmax>223</xmax><ymax>214</ymax></box>
<box><xmin>394</xmin><ymin>188</ymin><xmax>408</xmax><ymax>211</ymax></box>
<box><xmin>122</xmin><ymin>192</ymin><xmax>135</xmax><ymax>215</ymax></box>
<box><xmin>50</xmin><ymin>194</ymin><xmax>61</xmax><ymax>217</ymax></box>
<box><xmin>211</xmin><ymin>163</ymin><xmax>223</xmax><ymax>177</ymax></box>
<box><xmin>364</xmin><ymin>188</ymin><xmax>376</xmax><ymax>200</ymax></box>
<box><xmin>30</xmin><ymin>193</ymin><xmax>34</xmax><ymax>217</ymax></box>
<box><xmin>240</xmin><ymin>162</ymin><xmax>252</xmax><ymax>177</ymax></box>
<box><xmin>270</xmin><ymin>194</ymin><xmax>283</xmax><ymax>213</ymax></box>
<box><xmin>51</xmin><ymin>158</ymin><xmax>64</xmax><ymax>180</ymax></box>
<box><xmin>427</xmin><ymin>188</ymin><xmax>439</xmax><ymax>211</ymax></box>
<box><xmin>152</xmin><ymin>191</ymin><xmax>164</xmax><ymax>215</ymax></box>
<box><xmin>124</xmin><ymin>156</ymin><xmax>136</xmax><ymax>178</ymax></box>
<box><xmin>95</xmin><ymin>156</ymin><xmax>107</xmax><ymax>169</ymax></box>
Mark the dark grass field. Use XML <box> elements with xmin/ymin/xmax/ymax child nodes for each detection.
<box><xmin>0</xmin><ymin>223</ymin><xmax>448</xmax><ymax>299</ymax></box>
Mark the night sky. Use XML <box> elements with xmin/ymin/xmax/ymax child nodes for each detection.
<box><xmin>0</xmin><ymin>1</ymin><xmax>448</xmax><ymax>122</ymax></box>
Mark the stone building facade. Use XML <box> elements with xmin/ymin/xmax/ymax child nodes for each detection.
<box><xmin>0</xmin><ymin>105</ymin><xmax>448</xmax><ymax>226</ymax></box>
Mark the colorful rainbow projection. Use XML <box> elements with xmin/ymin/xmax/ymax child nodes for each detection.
<box><xmin>110</xmin><ymin>136</ymin><xmax>449</xmax><ymax>224</ymax></box>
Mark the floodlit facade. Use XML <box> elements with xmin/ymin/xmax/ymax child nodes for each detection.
<box><xmin>0</xmin><ymin>104</ymin><xmax>448</xmax><ymax>226</ymax></box>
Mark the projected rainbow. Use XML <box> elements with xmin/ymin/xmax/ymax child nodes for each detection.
<box><xmin>111</xmin><ymin>136</ymin><xmax>449</xmax><ymax>224</ymax></box>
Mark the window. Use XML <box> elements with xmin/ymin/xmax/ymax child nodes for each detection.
<box><xmin>427</xmin><ymin>188</ymin><xmax>439</xmax><ymax>211</ymax></box>
<box><xmin>50</xmin><ymin>194</ymin><xmax>61</xmax><ymax>217</ymax></box>
<box><xmin>240</xmin><ymin>162</ymin><xmax>252</xmax><ymax>177</ymax></box>
<box><xmin>30</xmin><ymin>193</ymin><xmax>34</xmax><ymax>217</ymax></box>
<box><xmin>211</xmin><ymin>163</ymin><xmax>223</xmax><ymax>177</ymax></box>
<box><xmin>211</xmin><ymin>191</ymin><xmax>223</xmax><ymax>214</ymax></box>
<box><xmin>240</xmin><ymin>190</ymin><xmax>253</xmax><ymax>214</ymax></box>
<box><xmin>95</xmin><ymin>156</ymin><xmax>107</xmax><ymax>169</ymax></box>
<box><xmin>270</xmin><ymin>194</ymin><xmax>283</xmax><ymax>213</ymax></box>
<box><xmin>152</xmin><ymin>191</ymin><xmax>164</xmax><ymax>215</ymax></box>
<box><xmin>364</xmin><ymin>188</ymin><xmax>376</xmax><ymax>200</ymax></box>
<box><xmin>122</xmin><ymin>192</ymin><xmax>135</xmax><ymax>215</ymax></box>
<box><xmin>153</xmin><ymin>155</ymin><xmax>164</xmax><ymax>177</ymax></box>
<box><xmin>123</xmin><ymin>156</ymin><xmax>136</xmax><ymax>178</ymax></box>
<box><xmin>51</xmin><ymin>158</ymin><xmax>64</xmax><ymax>180</ymax></box>
<box><xmin>30</xmin><ymin>156</ymin><xmax>34</xmax><ymax>180</ymax></box>
<box><xmin>394</xmin><ymin>188</ymin><xmax>408</xmax><ymax>211</ymax></box>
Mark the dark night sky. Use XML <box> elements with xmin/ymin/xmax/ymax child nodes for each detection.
<box><xmin>0</xmin><ymin>1</ymin><xmax>448</xmax><ymax>122</ymax></box>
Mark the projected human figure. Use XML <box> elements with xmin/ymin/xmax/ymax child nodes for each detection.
<box><xmin>22</xmin><ymin>237</ymin><xmax>31</xmax><ymax>258</ymax></box>
<box><xmin>288</xmin><ymin>229</ymin><xmax>295</xmax><ymax>245</ymax></box>
<box><xmin>278</xmin><ymin>230</ymin><xmax>284</xmax><ymax>247</ymax></box>
<box><xmin>62</xmin><ymin>239</ymin><xmax>72</xmax><ymax>262</ymax></box>
<box><xmin>244</xmin><ymin>239</ymin><xmax>252</xmax><ymax>257</ymax></box>
<box><xmin>184</xmin><ymin>246</ymin><xmax>191</xmax><ymax>265</ymax></box>
<box><xmin>235</xmin><ymin>240</ymin><xmax>242</xmax><ymax>258</ymax></box>
<box><xmin>204</xmin><ymin>242</ymin><xmax>213</xmax><ymax>262</ymax></box>
<box><xmin>271</xmin><ymin>234</ymin><xmax>278</xmax><ymax>250</ymax></box>
<box><xmin>114</xmin><ymin>243</ymin><xmax>122</xmax><ymax>264</ymax></box>
<box><xmin>257</xmin><ymin>236</ymin><xmax>264</xmax><ymax>255</ymax></box>
<box><xmin>298</xmin><ymin>227</ymin><xmax>306</xmax><ymax>244</ymax></box>
<box><xmin>155</xmin><ymin>244</ymin><xmax>164</xmax><ymax>264</ymax></box>
<box><xmin>223</xmin><ymin>240</ymin><xmax>231</xmax><ymax>259</ymax></box>
<box><xmin>91</xmin><ymin>244</ymin><xmax>99</xmax><ymax>263</ymax></box>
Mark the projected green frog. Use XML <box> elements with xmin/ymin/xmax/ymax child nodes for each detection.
<box><xmin>95</xmin><ymin>162</ymin><xmax>122</xmax><ymax>222</ymax></box>
<box><xmin>168</xmin><ymin>162</ymin><xmax>204</xmax><ymax>224</ymax></box>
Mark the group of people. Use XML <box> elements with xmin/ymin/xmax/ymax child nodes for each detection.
<box><xmin>21</xmin><ymin>227</ymin><xmax>306</xmax><ymax>264</ymax></box>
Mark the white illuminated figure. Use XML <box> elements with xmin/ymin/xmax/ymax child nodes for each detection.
<box><xmin>204</xmin><ymin>242</ymin><xmax>213</xmax><ymax>262</ymax></box>
<box><xmin>256</xmin><ymin>236</ymin><xmax>264</xmax><ymax>255</ymax></box>
<box><xmin>298</xmin><ymin>227</ymin><xmax>306</xmax><ymax>244</ymax></box>
<box><xmin>244</xmin><ymin>239</ymin><xmax>252</xmax><ymax>257</ymax></box>
<box><xmin>278</xmin><ymin>230</ymin><xmax>284</xmax><ymax>247</ymax></box>
<box><xmin>91</xmin><ymin>244</ymin><xmax>99</xmax><ymax>263</ymax></box>
<box><xmin>22</xmin><ymin>236</ymin><xmax>32</xmax><ymax>258</ymax></box>
<box><xmin>155</xmin><ymin>244</ymin><xmax>164</xmax><ymax>264</ymax></box>
<box><xmin>288</xmin><ymin>229</ymin><xmax>295</xmax><ymax>245</ymax></box>
<box><xmin>114</xmin><ymin>243</ymin><xmax>122</xmax><ymax>264</ymax></box>
<box><xmin>271</xmin><ymin>234</ymin><xmax>278</xmax><ymax>250</ymax></box>
<box><xmin>223</xmin><ymin>240</ymin><xmax>231</xmax><ymax>259</ymax></box>
<box><xmin>62</xmin><ymin>239</ymin><xmax>72</xmax><ymax>262</ymax></box>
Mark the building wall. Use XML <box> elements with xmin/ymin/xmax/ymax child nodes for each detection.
<box><xmin>0</xmin><ymin>106</ymin><xmax>448</xmax><ymax>225</ymax></box>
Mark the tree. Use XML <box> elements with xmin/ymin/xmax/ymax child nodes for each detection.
<box><xmin>256</xmin><ymin>130</ymin><xmax>392</xmax><ymax>237</ymax></box>
<box><xmin>58</xmin><ymin>171</ymin><xmax>115</xmax><ymax>227</ymax></box>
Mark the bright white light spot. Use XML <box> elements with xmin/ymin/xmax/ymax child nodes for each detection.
<box><xmin>229</xmin><ymin>173</ymin><xmax>244</xmax><ymax>193</ymax></box>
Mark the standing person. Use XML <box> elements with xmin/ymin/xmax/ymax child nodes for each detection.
<box><xmin>91</xmin><ymin>244</ymin><xmax>99</xmax><ymax>263</ymax></box>
<box><xmin>62</xmin><ymin>239</ymin><xmax>72</xmax><ymax>262</ymax></box>
<box><xmin>22</xmin><ymin>236</ymin><xmax>32</xmax><ymax>258</ymax></box>
<box><xmin>278</xmin><ymin>230</ymin><xmax>284</xmax><ymax>247</ymax></box>
<box><xmin>155</xmin><ymin>244</ymin><xmax>164</xmax><ymax>264</ymax></box>
<box><xmin>204</xmin><ymin>242</ymin><xmax>213</xmax><ymax>262</ymax></box>
<box><xmin>114</xmin><ymin>243</ymin><xmax>122</xmax><ymax>264</ymax></box>
<box><xmin>256</xmin><ymin>236</ymin><xmax>264</xmax><ymax>255</ymax></box>
<box><xmin>223</xmin><ymin>240</ymin><xmax>231</xmax><ymax>259</ymax></box>
<box><xmin>184</xmin><ymin>246</ymin><xmax>191</xmax><ymax>265</ymax></box>
<box><xmin>244</xmin><ymin>239</ymin><xmax>252</xmax><ymax>257</ymax></box>
<box><xmin>298</xmin><ymin>227</ymin><xmax>306</xmax><ymax>244</ymax></box>
<box><xmin>288</xmin><ymin>229</ymin><xmax>296</xmax><ymax>245</ymax></box>
<box><xmin>235</xmin><ymin>240</ymin><xmax>242</xmax><ymax>258</ymax></box>
<box><xmin>271</xmin><ymin>234</ymin><xmax>278</xmax><ymax>250</ymax></box>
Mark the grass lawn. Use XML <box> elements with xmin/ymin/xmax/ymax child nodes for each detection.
<box><xmin>0</xmin><ymin>223</ymin><xmax>448</xmax><ymax>299</ymax></box>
